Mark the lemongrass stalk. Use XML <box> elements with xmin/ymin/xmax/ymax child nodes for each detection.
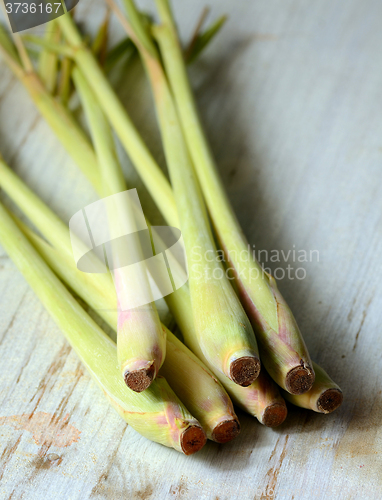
<box><xmin>0</xmin><ymin>33</ymin><xmax>102</xmax><ymax>194</ymax></box>
<box><xmin>73</xmin><ymin>67</ymin><xmax>166</xmax><ymax>391</ymax></box>
<box><xmin>0</xmin><ymin>202</ymin><xmax>206</xmax><ymax>455</ymax></box>
<box><xmin>12</xmin><ymin>31</ymin><xmax>33</xmax><ymax>72</ymax></box>
<box><xmin>56</xmin><ymin>13</ymin><xmax>177</xmax><ymax>227</ymax></box>
<box><xmin>0</xmin><ymin>30</ymin><xmax>24</xmax><ymax>78</ymax></box>
<box><xmin>282</xmin><ymin>362</ymin><xmax>343</xmax><ymax>414</ymax></box>
<box><xmin>159</xmin><ymin>332</ymin><xmax>240</xmax><ymax>442</ymax></box>
<box><xmin>113</xmin><ymin>0</ymin><xmax>260</xmax><ymax>387</ymax></box>
<box><xmin>38</xmin><ymin>21</ymin><xmax>60</xmax><ymax>94</ymax></box>
<box><xmin>17</xmin><ymin>218</ymin><xmax>240</xmax><ymax>442</ymax></box>
<box><xmin>152</xmin><ymin>0</ymin><xmax>314</xmax><ymax>395</ymax></box>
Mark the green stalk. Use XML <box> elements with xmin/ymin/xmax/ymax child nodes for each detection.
<box><xmin>159</xmin><ymin>332</ymin><xmax>240</xmax><ymax>442</ymax></box>
<box><xmin>114</xmin><ymin>0</ymin><xmax>260</xmax><ymax>387</ymax></box>
<box><xmin>37</xmin><ymin>20</ymin><xmax>60</xmax><ymax>93</ymax></box>
<box><xmin>0</xmin><ymin>32</ymin><xmax>102</xmax><ymax>194</ymax></box>
<box><xmin>56</xmin><ymin>13</ymin><xmax>178</xmax><ymax>227</ymax></box>
<box><xmin>15</xmin><ymin>217</ymin><xmax>240</xmax><ymax>443</ymax></box>
<box><xmin>282</xmin><ymin>362</ymin><xmax>343</xmax><ymax>414</ymax></box>
<box><xmin>73</xmin><ymin>67</ymin><xmax>166</xmax><ymax>392</ymax></box>
<box><xmin>152</xmin><ymin>0</ymin><xmax>314</xmax><ymax>395</ymax></box>
<box><xmin>24</xmin><ymin>35</ymin><xmax>74</xmax><ymax>57</ymax></box>
<box><xmin>0</xmin><ymin>202</ymin><xmax>206</xmax><ymax>455</ymax></box>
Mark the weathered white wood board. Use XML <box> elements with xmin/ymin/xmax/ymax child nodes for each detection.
<box><xmin>1</xmin><ymin>0</ymin><xmax>382</xmax><ymax>498</ymax></box>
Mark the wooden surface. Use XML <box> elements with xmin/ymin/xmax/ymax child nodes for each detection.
<box><xmin>1</xmin><ymin>0</ymin><xmax>382</xmax><ymax>498</ymax></box>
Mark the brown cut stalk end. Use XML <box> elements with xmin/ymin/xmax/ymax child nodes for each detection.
<box><xmin>124</xmin><ymin>364</ymin><xmax>155</xmax><ymax>392</ymax></box>
<box><xmin>262</xmin><ymin>403</ymin><xmax>288</xmax><ymax>427</ymax></box>
<box><xmin>180</xmin><ymin>425</ymin><xmax>207</xmax><ymax>455</ymax></box>
<box><xmin>317</xmin><ymin>388</ymin><xmax>343</xmax><ymax>414</ymax></box>
<box><xmin>230</xmin><ymin>356</ymin><xmax>261</xmax><ymax>387</ymax></box>
<box><xmin>285</xmin><ymin>364</ymin><xmax>314</xmax><ymax>395</ymax></box>
<box><xmin>211</xmin><ymin>418</ymin><xmax>241</xmax><ymax>443</ymax></box>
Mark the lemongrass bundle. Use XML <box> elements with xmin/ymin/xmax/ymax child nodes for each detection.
<box><xmin>2</xmin><ymin>153</ymin><xmax>284</xmax><ymax>427</ymax></box>
<box><xmin>4</xmin><ymin>16</ymin><xmax>263</xmax><ymax>388</ymax></box>
<box><xmin>0</xmin><ymin>201</ymin><xmax>206</xmax><ymax>455</ymax></box>
<box><xmin>3</xmin><ymin>17</ymin><xmax>286</xmax><ymax>423</ymax></box>
<box><xmin>282</xmin><ymin>362</ymin><xmax>343</xmax><ymax>414</ymax></box>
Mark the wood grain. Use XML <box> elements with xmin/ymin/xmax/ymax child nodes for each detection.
<box><xmin>1</xmin><ymin>0</ymin><xmax>382</xmax><ymax>498</ymax></box>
